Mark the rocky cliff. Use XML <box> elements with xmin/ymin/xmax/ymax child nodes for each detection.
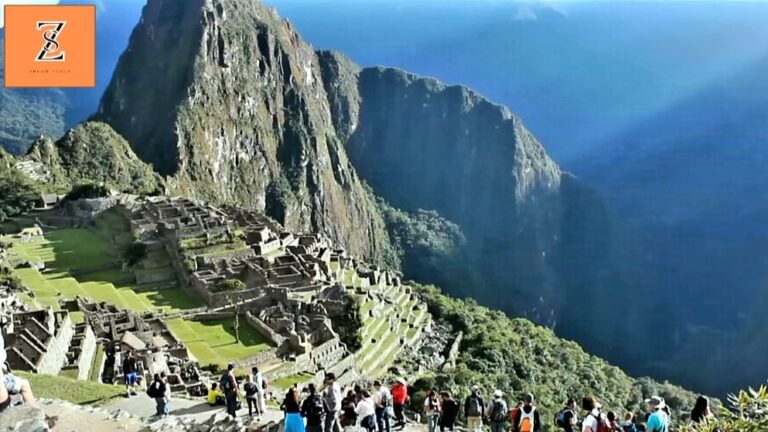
<box><xmin>94</xmin><ymin>0</ymin><xmax>639</xmax><ymax>358</ymax></box>
<box><xmin>94</xmin><ymin>0</ymin><xmax>394</xmax><ymax>264</ymax></box>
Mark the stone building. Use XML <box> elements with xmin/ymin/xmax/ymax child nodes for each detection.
<box><xmin>4</xmin><ymin>309</ymin><xmax>75</xmax><ymax>375</ymax></box>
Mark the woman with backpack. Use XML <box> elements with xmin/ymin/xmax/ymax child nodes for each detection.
<box><xmin>283</xmin><ymin>387</ymin><xmax>305</xmax><ymax>432</ymax></box>
<box><xmin>340</xmin><ymin>390</ymin><xmax>358</xmax><ymax>427</ymax></box>
<box><xmin>147</xmin><ymin>373</ymin><xmax>167</xmax><ymax>416</ymax></box>
<box><xmin>244</xmin><ymin>374</ymin><xmax>261</xmax><ymax>418</ymax></box>
<box><xmin>301</xmin><ymin>383</ymin><xmax>327</xmax><ymax>432</ymax></box>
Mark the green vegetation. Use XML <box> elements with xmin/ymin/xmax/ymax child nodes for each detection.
<box><xmin>214</xmin><ymin>279</ymin><xmax>247</xmax><ymax>293</ymax></box>
<box><xmin>64</xmin><ymin>183</ymin><xmax>111</xmax><ymax>201</ymax></box>
<box><xmin>17</xmin><ymin>371</ymin><xmax>124</xmax><ymax>405</ymax></box>
<box><xmin>165</xmin><ymin>318</ymin><xmax>271</xmax><ymax>368</ymax></box>
<box><xmin>273</xmin><ymin>372</ymin><xmax>315</xmax><ymax>389</ymax></box>
<box><xmin>378</xmin><ymin>199</ymin><xmax>466</xmax><ymax>287</ymax></box>
<box><xmin>25</xmin><ymin>121</ymin><xmax>164</xmax><ymax>195</ymax></box>
<box><xmin>410</xmin><ymin>284</ymin><xmax>699</xmax><ymax>432</ymax></box>
<box><xmin>3</xmin><ymin>228</ymin><xmax>197</xmax><ymax>313</ymax></box>
<box><xmin>0</xmin><ymin>164</ymin><xmax>41</xmax><ymax>222</ymax></box>
<box><xmin>682</xmin><ymin>386</ymin><xmax>768</xmax><ymax>431</ymax></box>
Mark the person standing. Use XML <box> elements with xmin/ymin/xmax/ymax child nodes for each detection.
<box><xmin>148</xmin><ymin>373</ymin><xmax>167</xmax><ymax>416</ymax></box>
<box><xmin>581</xmin><ymin>396</ymin><xmax>607</xmax><ymax>432</ymax></box>
<box><xmin>284</xmin><ymin>387</ymin><xmax>305</xmax><ymax>432</ymax></box>
<box><xmin>252</xmin><ymin>366</ymin><xmax>267</xmax><ymax>415</ymax></box>
<box><xmin>323</xmin><ymin>373</ymin><xmax>343</xmax><ymax>432</ymax></box>
<box><xmin>464</xmin><ymin>385</ymin><xmax>486</xmax><ymax>432</ymax></box>
<box><xmin>123</xmin><ymin>350</ymin><xmax>139</xmax><ymax>397</ymax></box>
<box><xmin>356</xmin><ymin>390</ymin><xmax>378</xmax><ymax>432</ymax></box>
<box><xmin>374</xmin><ymin>380</ymin><xmax>393</xmax><ymax>432</ymax></box>
<box><xmin>620</xmin><ymin>413</ymin><xmax>638</xmax><ymax>432</ymax></box>
<box><xmin>510</xmin><ymin>393</ymin><xmax>540</xmax><ymax>432</ymax></box>
<box><xmin>341</xmin><ymin>390</ymin><xmax>359</xmax><ymax>427</ymax></box>
<box><xmin>424</xmin><ymin>389</ymin><xmax>442</xmax><ymax>432</ymax></box>
<box><xmin>439</xmin><ymin>392</ymin><xmax>459</xmax><ymax>432</ymax></box>
<box><xmin>302</xmin><ymin>383</ymin><xmax>327</xmax><ymax>432</ymax></box>
<box><xmin>220</xmin><ymin>364</ymin><xmax>239</xmax><ymax>419</ymax></box>
<box><xmin>554</xmin><ymin>398</ymin><xmax>578</xmax><ymax>432</ymax></box>
<box><xmin>244</xmin><ymin>374</ymin><xmax>261</xmax><ymax>418</ymax></box>
<box><xmin>644</xmin><ymin>396</ymin><xmax>670</xmax><ymax>432</ymax></box>
<box><xmin>690</xmin><ymin>396</ymin><xmax>713</xmax><ymax>424</ymax></box>
<box><xmin>160</xmin><ymin>371</ymin><xmax>171</xmax><ymax>415</ymax></box>
<box><xmin>486</xmin><ymin>390</ymin><xmax>508</xmax><ymax>432</ymax></box>
<box><xmin>391</xmin><ymin>378</ymin><xmax>409</xmax><ymax>428</ymax></box>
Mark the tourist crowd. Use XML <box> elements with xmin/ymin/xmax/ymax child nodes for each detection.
<box><xmin>201</xmin><ymin>367</ymin><xmax>717</xmax><ymax>432</ymax></box>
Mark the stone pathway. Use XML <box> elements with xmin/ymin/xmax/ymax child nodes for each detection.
<box><xmin>105</xmin><ymin>393</ymin><xmax>285</xmax><ymax>426</ymax></box>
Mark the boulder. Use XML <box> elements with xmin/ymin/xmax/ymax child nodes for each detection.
<box><xmin>0</xmin><ymin>404</ymin><xmax>49</xmax><ymax>432</ymax></box>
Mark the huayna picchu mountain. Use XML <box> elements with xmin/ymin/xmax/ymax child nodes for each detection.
<box><xmin>94</xmin><ymin>0</ymin><xmax>651</xmax><ymax>368</ymax></box>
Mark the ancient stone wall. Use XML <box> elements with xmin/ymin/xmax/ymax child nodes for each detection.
<box><xmin>245</xmin><ymin>311</ymin><xmax>285</xmax><ymax>346</ymax></box>
<box><xmin>36</xmin><ymin>313</ymin><xmax>74</xmax><ymax>375</ymax></box>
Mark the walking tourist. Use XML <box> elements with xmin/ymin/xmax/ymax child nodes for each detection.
<box><xmin>323</xmin><ymin>373</ymin><xmax>343</xmax><ymax>432</ymax></box>
<box><xmin>284</xmin><ymin>387</ymin><xmax>305</xmax><ymax>432</ymax></box>
<box><xmin>438</xmin><ymin>392</ymin><xmax>459</xmax><ymax>432</ymax></box>
<box><xmin>486</xmin><ymin>390</ymin><xmax>508</xmax><ymax>432</ymax></box>
<box><xmin>391</xmin><ymin>378</ymin><xmax>409</xmax><ymax>428</ymax></box>
<box><xmin>464</xmin><ymin>385</ymin><xmax>485</xmax><ymax>432</ymax></box>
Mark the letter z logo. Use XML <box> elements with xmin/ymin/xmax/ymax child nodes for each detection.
<box><xmin>36</xmin><ymin>21</ymin><xmax>67</xmax><ymax>62</ymax></box>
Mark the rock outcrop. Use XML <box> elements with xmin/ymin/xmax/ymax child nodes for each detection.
<box><xmin>22</xmin><ymin>122</ymin><xmax>164</xmax><ymax>195</ymax></box>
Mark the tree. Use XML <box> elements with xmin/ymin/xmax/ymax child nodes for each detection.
<box><xmin>0</xmin><ymin>167</ymin><xmax>41</xmax><ymax>222</ymax></box>
<box><xmin>217</xmin><ymin>279</ymin><xmax>246</xmax><ymax>344</ymax></box>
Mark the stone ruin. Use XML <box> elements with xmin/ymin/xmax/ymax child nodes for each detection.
<box><xmin>77</xmin><ymin>298</ymin><xmax>203</xmax><ymax>393</ymax></box>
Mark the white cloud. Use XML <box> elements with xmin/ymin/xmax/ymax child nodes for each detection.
<box><xmin>0</xmin><ymin>0</ymin><xmax>61</xmax><ymax>29</ymax></box>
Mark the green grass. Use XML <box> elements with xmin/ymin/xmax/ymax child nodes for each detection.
<box><xmin>3</xmin><ymin>226</ymin><xmax>272</xmax><ymax>373</ymax></box>
<box><xmin>58</xmin><ymin>368</ymin><xmax>80</xmax><ymax>380</ymax></box>
<box><xmin>18</xmin><ymin>371</ymin><xmax>124</xmax><ymax>405</ymax></box>
<box><xmin>3</xmin><ymin>230</ymin><xmax>198</xmax><ymax>315</ymax></box>
<box><xmin>273</xmin><ymin>372</ymin><xmax>314</xmax><ymax>389</ymax></box>
<box><xmin>165</xmin><ymin>318</ymin><xmax>271</xmax><ymax>368</ymax></box>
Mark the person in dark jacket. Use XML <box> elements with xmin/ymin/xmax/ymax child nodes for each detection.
<box><xmin>439</xmin><ymin>392</ymin><xmax>459</xmax><ymax>431</ymax></box>
<box><xmin>510</xmin><ymin>393</ymin><xmax>541</xmax><ymax>432</ymax></box>
<box><xmin>301</xmin><ymin>383</ymin><xmax>327</xmax><ymax>432</ymax></box>
<box><xmin>340</xmin><ymin>390</ymin><xmax>358</xmax><ymax>427</ymax></box>
<box><xmin>464</xmin><ymin>385</ymin><xmax>486</xmax><ymax>432</ymax></box>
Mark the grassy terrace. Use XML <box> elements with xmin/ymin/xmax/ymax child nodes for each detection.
<box><xmin>353</xmin><ymin>280</ymin><xmax>428</xmax><ymax>377</ymax></box>
<box><xmin>2</xmin><ymin>222</ymin><xmax>270</xmax><ymax>369</ymax></box>
<box><xmin>165</xmin><ymin>318</ymin><xmax>271</xmax><ymax>368</ymax></box>
<box><xmin>19</xmin><ymin>371</ymin><xmax>124</xmax><ymax>405</ymax></box>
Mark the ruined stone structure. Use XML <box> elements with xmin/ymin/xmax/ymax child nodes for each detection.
<box><xmin>4</xmin><ymin>309</ymin><xmax>75</xmax><ymax>375</ymax></box>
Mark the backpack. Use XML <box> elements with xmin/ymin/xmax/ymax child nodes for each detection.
<box><xmin>262</xmin><ymin>377</ymin><xmax>269</xmax><ymax>391</ymax></box>
<box><xmin>220</xmin><ymin>373</ymin><xmax>233</xmax><ymax>395</ymax></box>
<box><xmin>491</xmin><ymin>401</ymin><xmax>507</xmax><ymax>423</ymax></box>
<box><xmin>309</xmin><ymin>395</ymin><xmax>326</xmax><ymax>420</ymax></box>
<box><xmin>588</xmin><ymin>412</ymin><xmax>611</xmax><ymax>432</ymax></box>
<box><xmin>467</xmin><ymin>396</ymin><xmax>483</xmax><ymax>417</ymax></box>
<box><xmin>381</xmin><ymin>391</ymin><xmax>393</xmax><ymax>408</ymax></box>
<box><xmin>554</xmin><ymin>409</ymin><xmax>573</xmax><ymax>428</ymax></box>
<box><xmin>519</xmin><ymin>407</ymin><xmax>536</xmax><ymax>432</ymax></box>
<box><xmin>147</xmin><ymin>382</ymin><xmax>160</xmax><ymax>398</ymax></box>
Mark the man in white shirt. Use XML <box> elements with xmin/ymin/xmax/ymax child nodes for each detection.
<box><xmin>580</xmin><ymin>396</ymin><xmax>604</xmax><ymax>432</ymax></box>
<box><xmin>374</xmin><ymin>380</ymin><xmax>392</xmax><ymax>432</ymax></box>
<box><xmin>251</xmin><ymin>366</ymin><xmax>267</xmax><ymax>414</ymax></box>
<box><xmin>323</xmin><ymin>373</ymin><xmax>343</xmax><ymax>432</ymax></box>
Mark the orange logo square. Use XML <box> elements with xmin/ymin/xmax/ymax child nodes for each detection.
<box><xmin>3</xmin><ymin>4</ymin><xmax>96</xmax><ymax>88</ymax></box>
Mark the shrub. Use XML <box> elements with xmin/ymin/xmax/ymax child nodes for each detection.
<box><xmin>64</xmin><ymin>183</ymin><xmax>110</xmax><ymax>201</ymax></box>
<box><xmin>215</xmin><ymin>279</ymin><xmax>246</xmax><ymax>293</ymax></box>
